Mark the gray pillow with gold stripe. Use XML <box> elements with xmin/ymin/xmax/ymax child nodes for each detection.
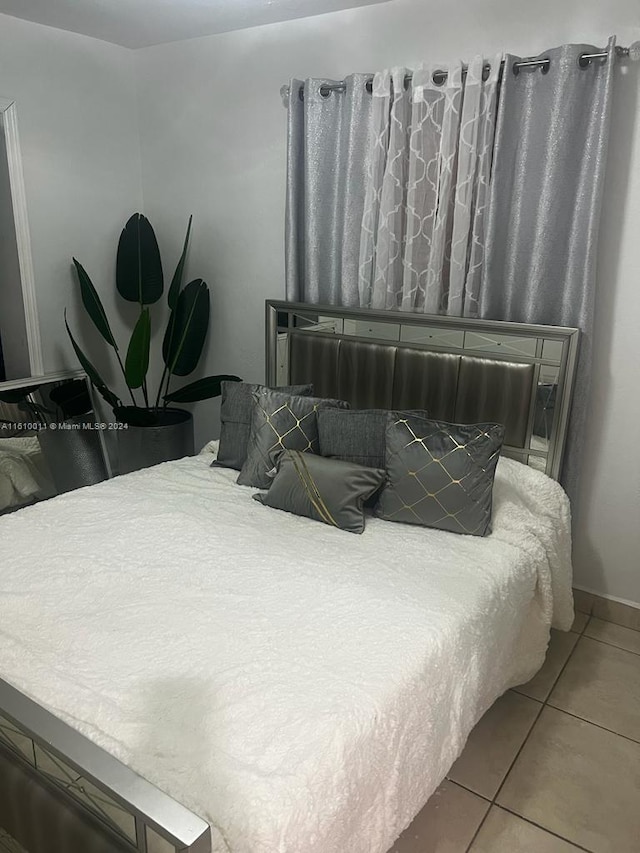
<box><xmin>375</xmin><ymin>414</ymin><xmax>504</xmax><ymax>536</ymax></box>
<box><xmin>253</xmin><ymin>450</ymin><xmax>385</xmax><ymax>534</ymax></box>
<box><xmin>237</xmin><ymin>389</ymin><xmax>349</xmax><ymax>489</ymax></box>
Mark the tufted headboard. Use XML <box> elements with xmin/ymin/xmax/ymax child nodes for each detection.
<box><xmin>265</xmin><ymin>301</ymin><xmax>580</xmax><ymax>480</ymax></box>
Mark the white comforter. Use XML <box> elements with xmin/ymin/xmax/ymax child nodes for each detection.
<box><xmin>0</xmin><ymin>450</ymin><xmax>573</xmax><ymax>853</ymax></box>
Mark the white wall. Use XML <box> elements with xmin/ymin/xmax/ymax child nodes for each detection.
<box><xmin>134</xmin><ymin>0</ymin><xmax>640</xmax><ymax>605</ymax></box>
<box><xmin>0</xmin><ymin>113</ymin><xmax>30</xmax><ymax>380</ymax></box>
<box><xmin>574</xmin><ymin>62</ymin><xmax>640</xmax><ymax>607</ymax></box>
<box><xmin>0</xmin><ymin>13</ymin><xmax>142</xmax><ymax>388</ymax></box>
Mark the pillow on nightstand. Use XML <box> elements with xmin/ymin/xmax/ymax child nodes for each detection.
<box><xmin>237</xmin><ymin>388</ymin><xmax>349</xmax><ymax>490</ymax></box>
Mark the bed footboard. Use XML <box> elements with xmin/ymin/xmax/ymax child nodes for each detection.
<box><xmin>0</xmin><ymin>679</ymin><xmax>211</xmax><ymax>853</ymax></box>
<box><xmin>0</xmin><ymin>745</ymin><xmax>131</xmax><ymax>853</ymax></box>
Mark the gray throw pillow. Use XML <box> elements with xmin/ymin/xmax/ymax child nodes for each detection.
<box><xmin>237</xmin><ymin>389</ymin><xmax>349</xmax><ymax>489</ymax></box>
<box><xmin>375</xmin><ymin>414</ymin><xmax>504</xmax><ymax>536</ymax></box>
<box><xmin>214</xmin><ymin>381</ymin><xmax>313</xmax><ymax>470</ymax></box>
<box><xmin>317</xmin><ymin>408</ymin><xmax>429</xmax><ymax>470</ymax></box>
<box><xmin>253</xmin><ymin>450</ymin><xmax>385</xmax><ymax>534</ymax></box>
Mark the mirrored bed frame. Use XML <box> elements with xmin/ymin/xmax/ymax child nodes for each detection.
<box><xmin>0</xmin><ymin>301</ymin><xmax>579</xmax><ymax>853</ymax></box>
<box><xmin>266</xmin><ymin>301</ymin><xmax>579</xmax><ymax>479</ymax></box>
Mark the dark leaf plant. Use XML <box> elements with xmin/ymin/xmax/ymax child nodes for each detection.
<box><xmin>66</xmin><ymin>214</ymin><xmax>239</xmax><ymax>427</ymax></box>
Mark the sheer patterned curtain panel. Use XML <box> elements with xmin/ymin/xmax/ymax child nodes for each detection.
<box><xmin>359</xmin><ymin>57</ymin><xmax>501</xmax><ymax>315</ymax></box>
<box><xmin>285</xmin><ymin>60</ymin><xmax>501</xmax><ymax>313</ymax></box>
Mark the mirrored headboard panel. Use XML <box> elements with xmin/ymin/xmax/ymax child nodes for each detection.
<box><xmin>265</xmin><ymin>301</ymin><xmax>580</xmax><ymax>480</ymax></box>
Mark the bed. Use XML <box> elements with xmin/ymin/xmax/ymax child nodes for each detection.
<box><xmin>0</xmin><ymin>301</ymin><xmax>579</xmax><ymax>853</ymax></box>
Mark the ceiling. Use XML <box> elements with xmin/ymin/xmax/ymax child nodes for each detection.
<box><xmin>0</xmin><ymin>0</ymin><xmax>389</xmax><ymax>49</ymax></box>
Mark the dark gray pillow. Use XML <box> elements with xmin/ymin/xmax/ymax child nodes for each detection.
<box><xmin>214</xmin><ymin>381</ymin><xmax>313</xmax><ymax>470</ymax></box>
<box><xmin>375</xmin><ymin>414</ymin><xmax>504</xmax><ymax>536</ymax></box>
<box><xmin>253</xmin><ymin>450</ymin><xmax>385</xmax><ymax>534</ymax></box>
<box><xmin>237</xmin><ymin>389</ymin><xmax>349</xmax><ymax>489</ymax></box>
<box><xmin>317</xmin><ymin>408</ymin><xmax>429</xmax><ymax>470</ymax></box>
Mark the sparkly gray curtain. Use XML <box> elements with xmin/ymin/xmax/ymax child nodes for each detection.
<box><xmin>480</xmin><ymin>39</ymin><xmax>616</xmax><ymax>503</ymax></box>
<box><xmin>285</xmin><ymin>75</ymin><xmax>372</xmax><ymax>305</ymax></box>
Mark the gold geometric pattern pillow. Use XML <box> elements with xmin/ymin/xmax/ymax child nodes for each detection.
<box><xmin>237</xmin><ymin>389</ymin><xmax>349</xmax><ymax>489</ymax></box>
<box><xmin>374</xmin><ymin>415</ymin><xmax>505</xmax><ymax>536</ymax></box>
<box><xmin>214</xmin><ymin>381</ymin><xmax>313</xmax><ymax>470</ymax></box>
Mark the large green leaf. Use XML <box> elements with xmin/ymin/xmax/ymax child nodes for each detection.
<box><xmin>64</xmin><ymin>313</ymin><xmax>120</xmax><ymax>410</ymax></box>
<box><xmin>164</xmin><ymin>374</ymin><xmax>241</xmax><ymax>404</ymax></box>
<box><xmin>73</xmin><ymin>258</ymin><xmax>118</xmax><ymax>349</ymax></box>
<box><xmin>116</xmin><ymin>213</ymin><xmax>163</xmax><ymax>305</ymax></box>
<box><xmin>162</xmin><ymin>279</ymin><xmax>209</xmax><ymax>377</ymax></box>
<box><xmin>167</xmin><ymin>215</ymin><xmax>192</xmax><ymax>311</ymax></box>
<box><xmin>124</xmin><ymin>308</ymin><xmax>151</xmax><ymax>389</ymax></box>
<box><xmin>162</xmin><ymin>309</ymin><xmax>177</xmax><ymax>377</ymax></box>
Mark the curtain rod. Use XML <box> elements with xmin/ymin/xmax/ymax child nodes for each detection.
<box><xmin>280</xmin><ymin>42</ymin><xmax>639</xmax><ymax>102</ymax></box>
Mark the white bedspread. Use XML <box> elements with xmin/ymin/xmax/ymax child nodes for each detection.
<box><xmin>0</xmin><ymin>451</ymin><xmax>573</xmax><ymax>853</ymax></box>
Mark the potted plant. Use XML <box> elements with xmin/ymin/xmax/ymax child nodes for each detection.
<box><xmin>66</xmin><ymin>213</ymin><xmax>239</xmax><ymax>474</ymax></box>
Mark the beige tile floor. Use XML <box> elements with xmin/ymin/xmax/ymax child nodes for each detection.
<box><xmin>390</xmin><ymin>595</ymin><xmax>640</xmax><ymax>853</ymax></box>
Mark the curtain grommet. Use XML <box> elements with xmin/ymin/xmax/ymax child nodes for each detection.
<box><xmin>578</xmin><ymin>53</ymin><xmax>591</xmax><ymax>69</ymax></box>
<box><xmin>432</xmin><ymin>70</ymin><xmax>446</xmax><ymax>86</ymax></box>
<box><xmin>540</xmin><ymin>57</ymin><xmax>551</xmax><ymax>74</ymax></box>
<box><xmin>512</xmin><ymin>62</ymin><xmax>520</xmax><ymax>76</ymax></box>
<box><xmin>365</xmin><ymin>78</ymin><xmax>373</xmax><ymax>94</ymax></box>
<box><xmin>319</xmin><ymin>84</ymin><xmax>332</xmax><ymax>98</ymax></box>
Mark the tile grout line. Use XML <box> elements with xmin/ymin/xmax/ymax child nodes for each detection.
<box><xmin>494</xmin><ymin>804</ymin><xmax>595</xmax><ymax>853</ymax></box>
<box><xmin>494</xmin><ymin>619</ymin><xmax>640</xmax><ymax>846</ymax></box>
<box><xmin>582</xmin><ymin>630</ymin><xmax>640</xmax><ymax>658</ymax></box>
<box><xmin>550</xmin><ymin>628</ymin><xmax>640</xmax><ymax>743</ymax></box>
<box><xmin>576</xmin><ymin>613</ymin><xmax>590</xmax><ymax>635</ymax></box>
<box><xmin>465</xmin><ymin>601</ymin><xmax>640</xmax><ymax>850</ymax></box>
<box><xmin>545</xmin><ymin>701</ymin><xmax>640</xmax><ymax>746</ymax></box>
<box><xmin>462</xmin><ymin>796</ymin><xmax>492</xmax><ymax>852</ymax></box>
<box><xmin>463</xmin><ymin>700</ymin><xmax>545</xmax><ymax>852</ymax></box>
<box><xmin>456</xmin><ymin>777</ymin><xmax>596</xmax><ymax>853</ymax></box>
<box><xmin>576</xmin><ymin>599</ymin><xmax>640</xmax><ymax>635</ymax></box>
<box><xmin>465</xmin><ymin>627</ymin><xmax>590</xmax><ymax>852</ymax></box>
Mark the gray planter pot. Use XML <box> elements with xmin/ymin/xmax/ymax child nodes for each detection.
<box><xmin>116</xmin><ymin>408</ymin><xmax>194</xmax><ymax>475</ymax></box>
<box><xmin>38</xmin><ymin>418</ymin><xmax>108</xmax><ymax>494</ymax></box>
